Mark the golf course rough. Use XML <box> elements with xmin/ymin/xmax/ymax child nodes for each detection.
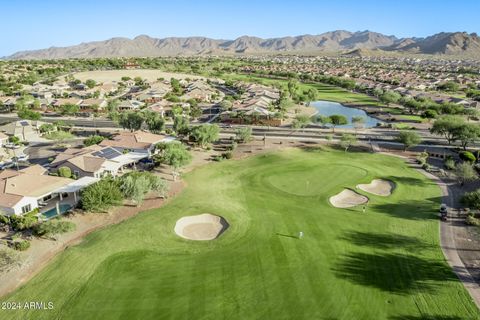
<box><xmin>1</xmin><ymin>148</ymin><xmax>479</xmax><ymax>320</ymax></box>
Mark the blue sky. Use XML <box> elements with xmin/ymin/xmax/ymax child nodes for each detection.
<box><xmin>1</xmin><ymin>0</ymin><xmax>479</xmax><ymax>56</ymax></box>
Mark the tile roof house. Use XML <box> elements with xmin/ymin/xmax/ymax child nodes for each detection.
<box><xmin>99</xmin><ymin>131</ymin><xmax>170</xmax><ymax>154</ymax></box>
<box><xmin>0</xmin><ymin>165</ymin><xmax>73</xmax><ymax>216</ymax></box>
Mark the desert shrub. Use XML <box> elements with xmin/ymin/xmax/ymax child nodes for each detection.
<box><xmin>459</xmin><ymin>151</ymin><xmax>476</xmax><ymax>163</ymax></box>
<box><xmin>84</xmin><ymin>135</ymin><xmax>104</xmax><ymax>146</ymax></box>
<box><xmin>466</xmin><ymin>213</ymin><xmax>480</xmax><ymax>226</ymax></box>
<box><xmin>0</xmin><ymin>215</ymin><xmax>10</xmax><ymax>225</ymax></box>
<box><xmin>0</xmin><ymin>248</ymin><xmax>21</xmax><ymax>273</ymax></box>
<box><xmin>12</xmin><ymin>239</ymin><xmax>30</xmax><ymax>251</ymax></box>
<box><xmin>461</xmin><ymin>189</ymin><xmax>480</xmax><ymax>209</ymax></box>
<box><xmin>444</xmin><ymin>158</ymin><xmax>456</xmax><ymax>170</ymax></box>
<box><xmin>33</xmin><ymin>220</ymin><xmax>76</xmax><ymax>238</ymax></box>
<box><xmin>222</xmin><ymin>151</ymin><xmax>233</xmax><ymax>159</ymax></box>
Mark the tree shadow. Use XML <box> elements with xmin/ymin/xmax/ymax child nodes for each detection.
<box><xmin>334</xmin><ymin>252</ymin><xmax>456</xmax><ymax>294</ymax></box>
<box><xmin>372</xmin><ymin>197</ymin><xmax>443</xmax><ymax>221</ymax></box>
<box><xmin>389</xmin><ymin>316</ymin><xmax>464</xmax><ymax>320</ymax></box>
<box><xmin>276</xmin><ymin>232</ymin><xmax>299</xmax><ymax>239</ymax></box>
<box><xmin>384</xmin><ymin>175</ymin><xmax>431</xmax><ymax>187</ymax></box>
<box><xmin>340</xmin><ymin>231</ymin><xmax>432</xmax><ymax>251</ymax></box>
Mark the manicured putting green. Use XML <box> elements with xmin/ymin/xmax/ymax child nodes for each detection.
<box><xmin>2</xmin><ymin>148</ymin><xmax>479</xmax><ymax>320</ymax></box>
<box><xmin>267</xmin><ymin>164</ymin><xmax>367</xmax><ymax>196</ymax></box>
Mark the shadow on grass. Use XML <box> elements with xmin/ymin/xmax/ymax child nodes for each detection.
<box><xmin>340</xmin><ymin>231</ymin><xmax>432</xmax><ymax>251</ymax></box>
<box><xmin>276</xmin><ymin>233</ymin><xmax>299</xmax><ymax>239</ymax></box>
<box><xmin>389</xmin><ymin>316</ymin><xmax>463</xmax><ymax>320</ymax></box>
<box><xmin>372</xmin><ymin>197</ymin><xmax>442</xmax><ymax>221</ymax></box>
<box><xmin>384</xmin><ymin>175</ymin><xmax>433</xmax><ymax>187</ymax></box>
<box><xmin>334</xmin><ymin>252</ymin><xmax>456</xmax><ymax>294</ymax></box>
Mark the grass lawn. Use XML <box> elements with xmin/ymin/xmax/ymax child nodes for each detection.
<box><xmin>396</xmin><ymin>115</ymin><xmax>427</xmax><ymax>123</ymax></box>
<box><xmin>2</xmin><ymin>148</ymin><xmax>479</xmax><ymax>319</ymax></box>
<box><xmin>223</xmin><ymin>73</ymin><xmax>383</xmax><ymax>107</ymax></box>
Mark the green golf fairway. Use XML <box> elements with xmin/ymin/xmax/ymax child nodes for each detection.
<box><xmin>2</xmin><ymin>148</ymin><xmax>479</xmax><ymax>319</ymax></box>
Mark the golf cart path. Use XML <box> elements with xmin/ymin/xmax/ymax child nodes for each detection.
<box><xmin>419</xmin><ymin>169</ymin><xmax>480</xmax><ymax>309</ymax></box>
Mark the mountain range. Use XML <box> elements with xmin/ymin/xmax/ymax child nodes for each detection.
<box><xmin>6</xmin><ymin>30</ymin><xmax>480</xmax><ymax>59</ymax></box>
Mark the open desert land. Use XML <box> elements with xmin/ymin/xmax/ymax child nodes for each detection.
<box><xmin>73</xmin><ymin>69</ymin><xmax>205</xmax><ymax>83</ymax></box>
<box><xmin>2</xmin><ymin>148</ymin><xmax>479</xmax><ymax>320</ymax></box>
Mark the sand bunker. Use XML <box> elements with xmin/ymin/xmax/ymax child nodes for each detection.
<box><xmin>174</xmin><ymin>214</ymin><xmax>228</xmax><ymax>241</ymax></box>
<box><xmin>329</xmin><ymin>189</ymin><xmax>369</xmax><ymax>208</ymax></box>
<box><xmin>357</xmin><ymin>179</ymin><xmax>395</xmax><ymax>196</ymax></box>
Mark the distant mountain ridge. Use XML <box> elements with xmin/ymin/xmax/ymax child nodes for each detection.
<box><xmin>6</xmin><ymin>30</ymin><xmax>480</xmax><ymax>59</ymax></box>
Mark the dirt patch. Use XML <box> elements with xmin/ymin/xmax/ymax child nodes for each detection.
<box><xmin>174</xmin><ymin>214</ymin><xmax>228</xmax><ymax>241</ymax></box>
<box><xmin>330</xmin><ymin>189</ymin><xmax>368</xmax><ymax>208</ymax></box>
<box><xmin>357</xmin><ymin>179</ymin><xmax>395</xmax><ymax>196</ymax></box>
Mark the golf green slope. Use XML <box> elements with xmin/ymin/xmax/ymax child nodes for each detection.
<box><xmin>2</xmin><ymin>148</ymin><xmax>479</xmax><ymax>319</ymax></box>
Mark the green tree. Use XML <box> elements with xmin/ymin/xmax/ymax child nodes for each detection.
<box><xmin>190</xmin><ymin>124</ymin><xmax>220</xmax><ymax>148</ymax></box>
<box><xmin>0</xmin><ymin>248</ymin><xmax>21</xmax><ymax>273</ymax></box>
<box><xmin>456</xmin><ymin>123</ymin><xmax>480</xmax><ymax>150</ymax></box>
<box><xmin>219</xmin><ymin>100</ymin><xmax>232</xmax><ymax>111</ymax></box>
<box><xmin>461</xmin><ymin>189</ymin><xmax>480</xmax><ymax>209</ymax></box>
<box><xmin>118</xmin><ymin>111</ymin><xmax>145</xmax><ymax>132</ymax></box>
<box><xmin>292</xmin><ymin>114</ymin><xmax>311</xmax><ymax>129</ymax></box>
<box><xmin>351</xmin><ymin>116</ymin><xmax>365</xmax><ymax>133</ymax></box>
<box><xmin>397</xmin><ymin>131</ymin><xmax>421</xmax><ymax>151</ymax></box>
<box><xmin>58</xmin><ymin>166</ymin><xmax>72</xmax><ymax>178</ymax></box>
<box><xmin>235</xmin><ymin>127</ymin><xmax>252</xmax><ymax>143</ymax></box>
<box><xmin>313</xmin><ymin>114</ymin><xmax>331</xmax><ymax>126</ymax></box>
<box><xmin>305</xmin><ymin>88</ymin><xmax>318</xmax><ymax>106</ymax></box>
<box><xmin>61</xmin><ymin>104</ymin><xmax>80</xmax><ymax>116</ymax></box>
<box><xmin>84</xmin><ymin>135</ymin><xmax>105</xmax><ymax>146</ymax></box>
<box><xmin>430</xmin><ymin>115</ymin><xmax>465</xmax><ymax>145</ymax></box>
<box><xmin>340</xmin><ymin>133</ymin><xmax>357</xmax><ymax>152</ymax></box>
<box><xmin>154</xmin><ymin>142</ymin><xmax>192</xmax><ymax>180</ymax></box>
<box><xmin>85</xmin><ymin>79</ymin><xmax>96</xmax><ymax>89</ymax></box>
<box><xmin>81</xmin><ymin>178</ymin><xmax>123</xmax><ymax>212</ymax></box>
<box><xmin>143</xmin><ymin>110</ymin><xmax>165</xmax><ymax>134</ymax></box>
<box><xmin>17</xmin><ymin>108</ymin><xmax>41</xmax><ymax>120</ymax></box>
<box><xmin>455</xmin><ymin>162</ymin><xmax>477</xmax><ymax>186</ymax></box>
<box><xmin>173</xmin><ymin>116</ymin><xmax>190</xmax><ymax>136</ymax></box>
<box><xmin>380</xmin><ymin>91</ymin><xmax>401</xmax><ymax>106</ymax></box>
<box><xmin>329</xmin><ymin>114</ymin><xmax>348</xmax><ymax>132</ymax></box>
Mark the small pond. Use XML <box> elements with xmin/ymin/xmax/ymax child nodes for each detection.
<box><xmin>311</xmin><ymin>101</ymin><xmax>381</xmax><ymax>129</ymax></box>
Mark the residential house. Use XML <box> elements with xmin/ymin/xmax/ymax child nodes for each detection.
<box><xmin>0</xmin><ymin>120</ymin><xmax>46</xmax><ymax>141</ymax></box>
<box><xmin>0</xmin><ymin>165</ymin><xmax>94</xmax><ymax>216</ymax></box>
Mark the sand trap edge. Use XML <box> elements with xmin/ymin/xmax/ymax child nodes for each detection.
<box><xmin>174</xmin><ymin>213</ymin><xmax>229</xmax><ymax>241</ymax></box>
<box><xmin>357</xmin><ymin>179</ymin><xmax>395</xmax><ymax>197</ymax></box>
<box><xmin>329</xmin><ymin>189</ymin><xmax>369</xmax><ymax>208</ymax></box>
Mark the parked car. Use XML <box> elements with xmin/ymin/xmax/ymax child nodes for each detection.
<box><xmin>0</xmin><ymin>161</ymin><xmax>15</xmax><ymax>170</ymax></box>
<box><xmin>12</xmin><ymin>154</ymin><xmax>29</xmax><ymax>162</ymax></box>
<box><xmin>4</xmin><ymin>143</ymin><xmax>20</xmax><ymax>149</ymax></box>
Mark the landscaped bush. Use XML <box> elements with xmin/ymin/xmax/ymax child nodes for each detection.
<box><xmin>84</xmin><ymin>135</ymin><xmax>105</xmax><ymax>146</ymax></box>
<box><xmin>461</xmin><ymin>189</ymin><xmax>480</xmax><ymax>210</ymax></box>
<box><xmin>444</xmin><ymin>158</ymin><xmax>456</xmax><ymax>170</ymax></box>
<box><xmin>0</xmin><ymin>214</ymin><xmax>10</xmax><ymax>225</ymax></box>
<box><xmin>466</xmin><ymin>213</ymin><xmax>480</xmax><ymax>226</ymax></box>
<box><xmin>12</xmin><ymin>239</ymin><xmax>30</xmax><ymax>251</ymax></box>
<box><xmin>81</xmin><ymin>178</ymin><xmax>123</xmax><ymax>212</ymax></box>
<box><xmin>119</xmin><ymin>171</ymin><xmax>168</xmax><ymax>206</ymax></box>
<box><xmin>9</xmin><ymin>213</ymin><xmax>38</xmax><ymax>231</ymax></box>
<box><xmin>459</xmin><ymin>151</ymin><xmax>476</xmax><ymax>163</ymax></box>
<box><xmin>58</xmin><ymin>166</ymin><xmax>72</xmax><ymax>178</ymax></box>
